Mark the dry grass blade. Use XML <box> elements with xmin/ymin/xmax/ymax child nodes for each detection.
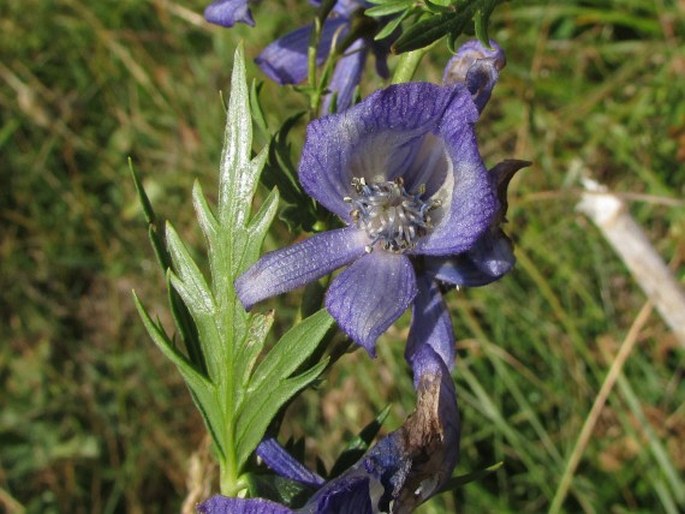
<box><xmin>549</xmin><ymin>301</ymin><xmax>653</xmax><ymax>514</ymax></box>
<box><xmin>577</xmin><ymin>178</ymin><xmax>685</xmax><ymax>347</ymax></box>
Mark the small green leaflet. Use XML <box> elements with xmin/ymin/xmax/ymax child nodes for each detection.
<box><xmin>390</xmin><ymin>0</ymin><xmax>507</xmax><ymax>54</ymax></box>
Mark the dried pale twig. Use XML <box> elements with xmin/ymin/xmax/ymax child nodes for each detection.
<box><xmin>577</xmin><ymin>178</ymin><xmax>685</xmax><ymax>348</ymax></box>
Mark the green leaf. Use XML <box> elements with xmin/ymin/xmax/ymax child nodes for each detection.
<box><xmin>231</xmin><ymin>145</ymin><xmax>272</xmax><ymax>278</ymax></box>
<box><xmin>165</xmin><ymin>223</ymin><xmax>214</xmax><ymax>315</ymax></box>
<box><xmin>248</xmin><ymin>187</ymin><xmax>279</xmax><ymax>236</ymax></box>
<box><xmin>192</xmin><ymin>180</ymin><xmax>218</xmax><ymax>244</ymax></box>
<box><xmin>374</xmin><ymin>9</ymin><xmax>409</xmax><ymax>41</ymax></box>
<box><xmin>365</xmin><ymin>0</ymin><xmax>412</xmax><ymax>17</ymax></box>
<box><xmin>424</xmin><ymin>0</ymin><xmax>453</xmax><ymax>14</ymax></box>
<box><xmin>249</xmin><ymin>470</ymin><xmax>316</xmax><ymax>507</ymax></box>
<box><xmin>129</xmin><ymin>158</ymin><xmax>156</xmax><ymax>225</ymax></box>
<box><xmin>248</xmin><ymin>309</ymin><xmax>334</xmax><ymax>394</ymax></box>
<box><xmin>133</xmin><ymin>295</ymin><xmax>210</xmax><ymax>395</ymax></box>
<box><xmin>147</xmin><ymin>223</ymin><xmax>172</xmax><ymax>272</ymax></box>
<box><xmin>131</xmin><ymin>162</ymin><xmax>204</xmax><ymax>371</ymax></box>
<box><xmin>236</xmin><ymin>358</ymin><xmax>329</xmax><ymax>466</ymax></box>
<box><xmin>134</xmin><ymin>43</ymin><xmax>285</xmax><ymax>494</ymax></box>
<box><xmin>165</xmin><ymin>222</ymin><xmax>224</xmax><ymax>378</ymax></box>
<box><xmin>474</xmin><ymin>0</ymin><xmax>505</xmax><ymax>46</ymax></box>
<box><xmin>328</xmin><ymin>405</ymin><xmax>391</xmax><ymax>478</ymax></box>
<box><xmin>392</xmin><ymin>11</ymin><xmax>469</xmax><ymax>54</ymax></box>
<box><xmin>437</xmin><ymin>461</ymin><xmax>504</xmax><ymax>493</ymax></box>
<box><xmin>234</xmin><ymin>310</ymin><xmax>274</xmax><ymax>408</ymax></box>
<box><xmin>134</xmin><ymin>292</ymin><xmax>202</xmax><ymax>384</ymax></box>
<box><xmin>133</xmin><ymin>292</ymin><xmax>226</xmax><ymax>458</ymax></box>
<box><xmin>391</xmin><ymin>0</ymin><xmax>508</xmax><ymax>54</ymax></box>
<box><xmin>473</xmin><ymin>6</ymin><xmax>488</xmax><ymax>45</ymax></box>
<box><xmin>261</xmin><ymin>114</ymin><xmax>306</xmax><ymax>202</ymax></box>
<box><xmin>166</xmin><ymin>272</ymin><xmax>205</xmax><ymax>371</ymax></box>
<box><xmin>242</xmin><ymin>187</ymin><xmax>279</xmax><ymax>272</ymax></box>
<box><xmin>232</xmin><ymin>309</ymin><xmax>333</xmax><ymax>469</ymax></box>
<box><xmin>249</xmin><ymin>79</ymin><xmax>269</xmax><ymax>137</ymax></box>
<box><xmin>218</xmin><ymin>44</ymin><xmax>259</xmax><ymax>230</ymax></box>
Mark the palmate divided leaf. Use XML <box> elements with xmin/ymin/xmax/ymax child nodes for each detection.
<box><xmin>133</xmin><ymin>44</ymin><xmax>333</xmax><ymax>495</ymax></box>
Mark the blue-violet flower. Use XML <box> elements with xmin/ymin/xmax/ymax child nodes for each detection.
<box><xmin>255</xmin><ymin>0</ymin><xmax>392</xmax><ymax>112</ymax></box>
<box><xmin>236</xmin><ymin>40</ymin><xmax>512</xmax><ymax>356</ymax></box>
<box><xmin>204</xmin><ymin>0</ymin><xmax>255</xmax><ymax>28</ymax></box>
<box><xmin>205</xmin><ymin>0</ymin><xmax>393</xmax><ymax>112</ymax></box>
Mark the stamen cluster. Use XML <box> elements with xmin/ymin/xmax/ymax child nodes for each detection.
<box><xmin>345</xmin><ymin>177</ymin><xmax>440</xmax><ymax>253</ymax></box>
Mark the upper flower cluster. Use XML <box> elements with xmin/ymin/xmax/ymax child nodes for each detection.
<box><xmin>205</xmin><ymin>0</ymin><xmax>392</xmax><ymax>112</ymax></box>
<box><xmin>236</xmin><ymin>40</ymin><xmax>520</xmax><ymax>357</ymax></box>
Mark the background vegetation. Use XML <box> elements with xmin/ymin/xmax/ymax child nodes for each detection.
<box><xmin>1</xmin><ymin>0</ymin><xmax>684</xmax><ymax>512</ymax></box>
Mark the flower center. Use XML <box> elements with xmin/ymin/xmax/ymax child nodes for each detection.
<box><xmin>345</xmin><ymin>177</ymin><xmax>440</xmax><ymax>253</ymax></box>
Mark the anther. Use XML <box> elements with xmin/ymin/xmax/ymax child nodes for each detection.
<box><xmin>345</xmin><ymin>176</ymin><xmax>440</xmax><ymax>253</ymax></box>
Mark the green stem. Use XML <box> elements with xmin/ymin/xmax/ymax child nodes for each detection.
<box><xmin>307</xmin><ymin>17</ymin><xmax>321</xmax><ymax>103</ymax></box>
<box><xmin>219</xmin><ymin>458</ymin><xmax>248</xmax><ymax>496</ymax></box>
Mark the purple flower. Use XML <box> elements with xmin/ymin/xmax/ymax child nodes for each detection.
<box><xmin>204</xmin><ymin>0</ymin><xmax>392</xmax><ymax>112</ymax></box>
<box><xmin>237</xmin><ymin>40</ymin><xmax>511</xmax><ymax>356</ymax></box>
<box><xmin>255</xmin><ymin>0</ymin><xmax>392</xmax><ymax>112</ymax></box>
<box><xmin>442</xmin><ymin>39</ymin><xmax>506</xmax><ymax>112</ymax></box>
<box><xmin>198</xmin><ymin>343</ymin><xmax>459</xmax><ymax>513</ymax></box>
<box><xmin>204</xmin><ymin>0</ymin><xmax>255</xmax><ymax>28</ymax></box>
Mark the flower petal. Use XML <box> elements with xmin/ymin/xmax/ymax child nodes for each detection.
<box><xmin>413</xmin><ymin>88</ymin><xmax>497</xmax><ymax>255</ymax></box>
<box><xmin>325</xmin><ymin>251</ymin><xmax>417</xmax><ymax>354</ymax></box>
<box><xmin>308</xmin><ymin>0</ymin><xmax>361</xmax><ymax>16</ymax></box>
<box><xmin>443</xmin><ymin>40</ymin><xmax>506</xmax><ymax>113</ymax></box>
<box><xmin>299</xmin><ymin>83</ymin><xmax>459</xmax><ymax>220</ymax></box>
<box><xmin>427</xmin><ymin>228</ymin><xmax>515</xmax><ymax>287</ymax></box>
<box><xmin>332</xmin><ymin>0</ymin><xmax>363</xmax><ymax>17</ymax></box>
<box><xmin>467</xmin><ymin>229</ymin><xmax>516</xmax><ymax>277</ymax></box>
<box><xmin>489</xmin><ymin>158</ymin><xmax>530</xmax><ymax>225</ymax></box>
<box><xmin>204</xmin><ymin>0</ymin><xmax>255</xmax><ymax>28</ymax></box>
<box><xmin>405</xmin><ymin>273</ymin><xmax>455</xmax><ymax>375</ymax></box>
<box><xmin>396</xmin><ymin>132</ymin><xmax>449</xmax><ymax>199</ymax></box>
<box><xmin>256</xmin><ymin>437</ymin><xmax>325</xmax><ymax>487</ymax></box>
<box><xmin>236</xmin><ymin>227</ymin><xmax>367</xmax><ymax>309</ymax></box>
<box><xmin>321</xmin><ymin>38</ymin><xmax>368</xmax><ymax>114</ymax></box>
<box><xmin>404</xmin><ymin>344</ymin><xmax>460</xmax><ymax>505</ymax></box>
<box><xmin>306</xmin><ymin>476</ymin><xmax>374</xmax><ymax>514</ymax></box>
<box><xmin>302</xmin><ymin>430</ymin><xmax>410</xmax><ymax>513</ymax></box>
<box><xmin>255</xmin><ymin>18</ymin><xmax>348</xmax><ymax>85</ymax></box>
<box><xmin>197</xmin><ymin>496</ymin><xmax>292</xmax><ymax>514</ymax></box>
